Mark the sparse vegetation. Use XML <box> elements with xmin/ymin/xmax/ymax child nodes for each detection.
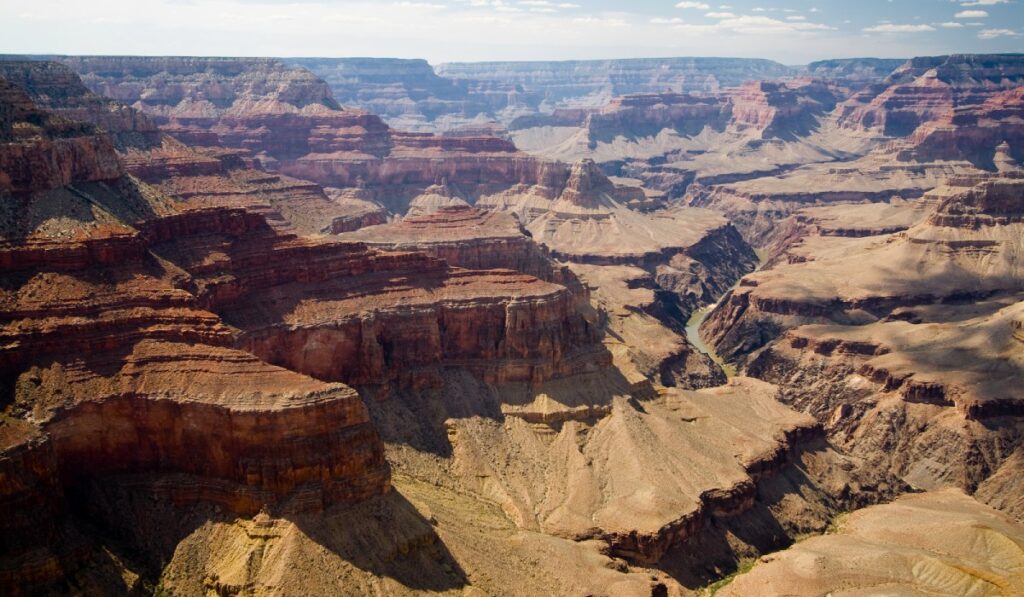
<box><xmin>701</xmin><ymin>559</ymin><xmax>757</xmax><ymax>596</ymax></box>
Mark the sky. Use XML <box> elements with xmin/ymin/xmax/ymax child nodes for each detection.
<box><xmin>1</xmin><ymin>0</ymin><xmax>1022</xmax><ymax>65</ymax></box>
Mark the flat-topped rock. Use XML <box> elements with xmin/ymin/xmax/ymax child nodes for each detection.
<box><xmin>341</xmin><ymin>205</ymin><xmax>576</xmax><ymax>284</ymax></box>
<box><xmin>525</xmin><ymin>202</ymin><xmax>728</xmax><ymax>263</ymax></box>
<box><xmin>708</xmin><ymin>178</ymin><xmax>1024</xmax><ymax>335</ymax></box>
<box><xmin>344</xmin><ymin>205</ymin><xmax>525</xmax><ymax>247</ymax></box>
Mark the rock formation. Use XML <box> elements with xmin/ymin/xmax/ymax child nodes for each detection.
<box><xmin>0</xmin><ymin>60</ymin><xmax>161</xmax><ymax>151</ymax></box>
<box><xmin>507</xmin><ymin>54</ymin><xmax>1020</xmax><ymax>249</ymax></box>
<box><xmin>448</xmin><ymin>377</ymin><xmax>823</xmax><ymax>562</ymax></box>
<box><xmin>0</xmin><ymin>63</ymin><xmax>642</xmax><ymax>594</ymax></box>
<box><xmin>4</xmin><ymin>52</ymin><xmax>1024</xmax><ymax>596</ymax></box>
<box><xmin>700</xmin><ymin>177</ymin><xmax>1024</xmax><ymax>516</ymax></box>
<box><xmin>720</xmin><ymin>489</ymin><xmax>1024</xmax><ymax>596</ymax></box>
<box><xmin>340</xmin><ymin>205</ymin><xmax>574</xmax><ymax>284</ymax></box>
<box><xmin>0</xmin><ymin>76</ymin><xmax>392</xmax><ymax>590</ymax></box>
<box><xmin>282</xmin><ymin>57</ymin><xmax>800</xmax><ymax>134</ymax></box>
<box><xmin>436</xmin><ymin>57</ymin><xmax>795</xmax><ymax>104</ymax></box>
<box><xmin>51</xmin><ymin>56</ymin><xmax>760</xmax><ymax>341</ymax></box>
<box><xmin>286</xmin><ymin>57</ymin><xmax>522</xmax><ymax>133</ymax></box>
<box><xmin>836</xmin><ymin>54</ymin><xmax>1024</xmax><ymax>139</ymax></box>
<box><xmin>804</xmin><ymin>57</ymin><xmax>906</xmax><ymax>89</ymax></box>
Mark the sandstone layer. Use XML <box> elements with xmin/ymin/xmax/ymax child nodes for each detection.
<box><xmin>0</xmin><ymin>64</ymin><xmax>635</xmax><ymax>594</ymax></box>
<box><xmin>0</xmin><ymin>76</ymin><xmax>392</xmax><ymax>592</ymax></box>
<box><xmin>700</xmin><ymin>177</ymin><xmax>1024</xmax><ymax>517</ymax></box>
<box><xmin>721</xmin><ymin>489</ymin><xmax>1024</xmax><ymax>596</ymax></box>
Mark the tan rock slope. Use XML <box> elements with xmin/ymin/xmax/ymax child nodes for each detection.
<box><xmin>700</xmin><ymin>176</ymin><xmax>1024</xmax><ymax>519</ymax></box>
<box><xmin>447</xmin><ymin>377</ymin><xmax>821</xmax><ymax>563</ymax></box>
<box><xmin>721</xmin><ymin>489</ymin><xmax>1024</xmax><ymax>597</ymax></box>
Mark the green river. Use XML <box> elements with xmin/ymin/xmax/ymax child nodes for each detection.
<box><xmin>683</xmin><ymin>248</ymin><xmax>767</xmax><ymax>378</ymax></box>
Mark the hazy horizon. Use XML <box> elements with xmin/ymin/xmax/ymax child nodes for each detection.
<box><xmin>2</xmin><ymin>1</ymin><xmax>1022</xmax><ymax>65</ymax></box>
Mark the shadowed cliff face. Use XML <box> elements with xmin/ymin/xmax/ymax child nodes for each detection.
<box><xmin>0</xmin><ymin>60</ymin><xmax>162</xmax><ymax>151</ymax></box>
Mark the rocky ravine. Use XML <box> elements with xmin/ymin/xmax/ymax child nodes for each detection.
<box><xmin>700</xmin><ymin>176</ymin><xmax>1024</xmax><ymax>521</ymax></box>
<box><xmin>49</xmin><ymin>56</ymin><xmax>764</xmax><ymax>388</ymax></box>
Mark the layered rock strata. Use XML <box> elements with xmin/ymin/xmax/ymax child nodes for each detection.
<box><xmin>55</xmin><ymin>56</ymin><xmax>559</xmax><ymax>198</ymax></box>
<box><xmin>435</xmin><ymin>57</ymin><xmax>795</xmax><ymax>104</ymax></box>
<box><xmin>0</xmin><ymin>80</ymin><xmax>391</xmax><ymax>591</ymax></box>
<box><xmin>340</xmin><ymin>205</ymin><xmax>576</xmax><ymax>285</ymax></box>
<box><xmin>0</xmin><ymin>67</ymin><xmax>618</xmax><ymax>593</ymax></box>
<box><xmin>803</xmin><ymin>58</ymin><xmax>906</xmax><ymax>89</ymax></box>
<box><xmin>0</xmin><ymin>59</ymin><xmax>365</xmax><ymax>236</ymax></box>
<box><xmin>481</xmin><ymin>159</ymin><xmax>759</xmax><ymax>315</ymax></box>
<box><xmin>286</xmin><ymin>57</ymin><xmax>522</xmax><ymax>133</ymax></box>
<box><xmin>701</xmin><ymin>177</ymin><xmax>1024</xmax><ymax>513</ymax></box>
<box><xmin>291</xmin><ymin>57</ymin><xmax>797</xmax><ymax>133</ymax></box>
<box><xmin>0</xmin><ymin>60</ymin><xmax>161</xmax><ymax>151</ymax></box>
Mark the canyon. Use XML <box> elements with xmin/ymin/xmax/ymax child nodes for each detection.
<box><xmin>0</xmin><ymin>51</ymin><xmax>1022</xmax><ymax>597</ymax></box>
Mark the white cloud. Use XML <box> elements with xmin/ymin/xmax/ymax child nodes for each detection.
<box><xmin>706</xmin><ymin>11</ymin><xmax>737</xmax><ymax>18</ymax></box>
<box><xmin>961</xmin><ymin>0</ymin><xmax>1009</xmax><ymax>5</ymax></box>
<box><xmin>0</xmin><ymin>0</ymin><xmax>1011</xmax><ymax>66</ymax></box>
<box><xmin>675</xmin><ymin>1</ymin><xmax>710</xmax><ymax>9</ymax></box>
<box><xmin>978</xmin><ymin>28</ymin><xmax>1019</xmax><ymax>38</ymax></box>
<box><xmin>786</xmin><ymin>15</ymin><xmax>806</xmax><ymax>21</ymax></box>
<box><xmin>393</xmin><ymin>2</ymin><xmax>446</xmax><ymax>8</ymax></box>
<box><xmin>571</xmin><ymin>16</ymin><xmax>627</xmax><ymax>26</ymax></box>
<box><xmin>518</xmin><ymin>1</ymin><xmax>580</xmax><ymax>8</ymax></box>
<box><xmin>938</xmin><ymin>21</ymin><xmax>964</xmax><ymax>28</ymax></box>
<box><xmin>955</xmin><ymin>10</ymin><xmax>989</xmax><ymax>18</ymax></box>
<box><xmin>674</xmin><ymin>14</ymin><xmax>834</xmax><ymax>34</ymax></box>
<box><xmin>863</xmin><ymin>23</ymin><xmax>936</xmax><ymax>33</ymax></box>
